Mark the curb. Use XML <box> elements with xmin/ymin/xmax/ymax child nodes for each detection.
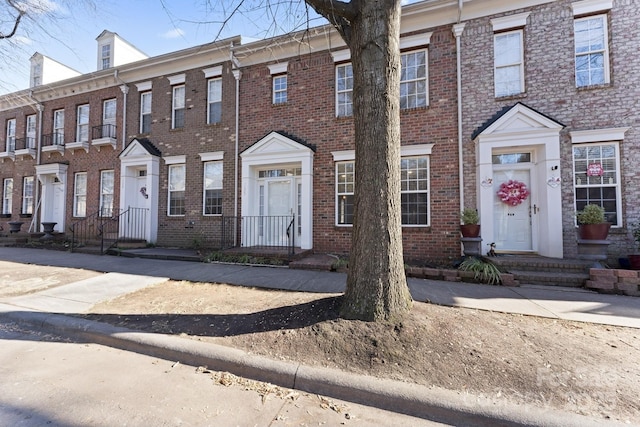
<box><xmin>0</xmin><ymin>307</ymin><xmax>622</xmax><ymax>427</ymax></box>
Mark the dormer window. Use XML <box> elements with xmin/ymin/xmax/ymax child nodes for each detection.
<box><xmin>101</xmin><ymin>44</ymin><xmax>111</xmax><ymax>70</ymax></box>
<box><xmin>31</xmin><ymin>63</ymin><xmax>42</xmax><ymax>87</ymax></box>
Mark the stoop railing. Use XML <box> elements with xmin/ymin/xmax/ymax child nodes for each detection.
<box><xmin>70</xmin><ymin>207</ymin><xmax>148</xmax><ymax>254</ymax></box>
<box><xmin>221</xmin><ymin>215</ymin><xmax>296</xmax><ymax>257</ymax></box>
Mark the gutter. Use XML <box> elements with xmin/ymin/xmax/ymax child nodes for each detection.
<box><xmin>114</xmin><ymin>70</ymin><xmax>129</xmax><ymax>150</ymax></box>
<box><xmin>231</xmin><ymin>50</ymin><xmax>242</xmax><ymax>246</ymax></box>
<box><xmin>453</xmin><ymin>1</ymin><xmax>466</xmax><ymax>219</ymax></box>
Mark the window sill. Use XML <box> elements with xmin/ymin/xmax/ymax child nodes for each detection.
<box><xmin>169</xmin><ymin>128</ymin><xmax>184</xmax><ymax>133</ymax></box>
<box><xmin>495</xmin><ymin>92</ymin><xmax>527</xmax><ymax>101</ymax></box>
<box><xmin>19</xmin><ymin>214</ymin><xmax>32</xmax><ymax>218</ymax></box>
<box><xmin>400</xmin><ymin>106</ymin><xmax>428</xmax><ymax>114</ymax></box>
<box><xmin>0</xmin><ymin>214</ymin><xmax>11</xmax><ymax>218</ymax></box>
<box><xmin>576</xmin><ymin>83</ymin><xmax>612</xmax><ymax>91</ymax></box>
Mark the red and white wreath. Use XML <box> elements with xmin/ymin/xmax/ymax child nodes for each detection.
<box><xmin>497</xmin><ymin>180</ymin><xmax>529</xmax><ymax>206</ymax></box>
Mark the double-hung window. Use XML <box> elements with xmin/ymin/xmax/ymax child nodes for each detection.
<box><xmin>100</xmin><ymin>170</ymin><xmax>114</xmax><ymax>217</ymax></box>
<box><xmin>494</xmin><ymin>30</ymin><xmax>524</xmax><ymax>97</ymax></box>
<box><xmin>207</xmin><ymin>78</ymin><xmax>222</xmax><ymax>124</ymax></box>
<box><xmin>400</xmin><ymin>50</ymin><xmax>428</xmax><ymax>109</ymax></box>
<box><xmin>53</xmin><ymin>110</ymin><xmax>65</xmax><ymax>145</ymax></box>
<box><xmin>400</xmin><ymin>157</ymin><xmax>429</xmax><ymax>225</ymax></box>
<box><xmin>74</xmin><ymin>172</ymin><xmax>87</xmax><ymax>217</ymax></box>
<box><xmin>22</xmin><ymin>176</ymin><xmax>34</xmax><ymax>215</ymax></box>
<box><xmin>334</xmin><ymin>145</ymin><xmax>432</xmax><ymax>226</ymax></box>
<box><xmin>26</xmin><ymin>115</ymin><xmax>36</xmax><ymax>148</ymax></box>
<box><xmin>203</xmin><ymin>161</ymin><xmax>223</xmax><ymax>215</ymax></box>
<box><xmin>168</xmin><ymin>164</ymin><xmax>186</xmax><ymax>216</ymax></box>
<box><xmin>101</xmin><ymin>44</ymin><xmax>111</xmax><ymax>70</ymax></box>
<box><xmin>140</xmin><ymin>92</ymin><xmax>152</xmax><ymax>133</ymax></box>
<box><xmin>336</xmin><ymin>63</ymin><xmax>353</xmax><ymax>117</ymax></box>
<box><xmin>336</xmin><ymin>162</ymin><xmax>355</xmax><ymax>225</ymax></box>
<box><xmin>76</xmin><ymin>104</ymin><xmax>90</xmax><ymax>142</ymax></box>
<box><xmin>172</xmin><ymin>85</ymin><xmax>185</xmax><ymax>129</ymax></box>
<box><xmin>6</xmin><ymin>119</ymin><xmax>16</xmax><ymax>152</ymax></box>
<box><xmin>573</xmin><ymin>142</ymin><xmax>620</xmax><ymax>225</ymax></box>
<box><xmin>102</xmin><ymin>99</ymin><xmax>117</xmax><ymax>138</ymax></box>
<box><xmin>574</xmin><ymin>14</ymin><xmax>609</xmax><ymax>87</ymax></box>
<box><xmin>2</xmin><ymin>178</ymin><xmax>13</xmax><ymax>215</ymax></box>
<box><xmin>273</xmin><ymin>75</ymin><xmax>287</xmax><ymax>104</ymax></box>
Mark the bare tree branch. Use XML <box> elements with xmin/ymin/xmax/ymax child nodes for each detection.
<box><xmin>304</xmin><ymin>0</ymin><xmax>356</xmax><ymax>43</ymax></box>
<box><xmin>0</xmin><ymin>0</ymin><xmax>26</xmax><ymax>39</ymax></box>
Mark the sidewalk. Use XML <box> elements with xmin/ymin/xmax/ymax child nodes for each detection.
<box><xmin>0</xmin><ymin>247</ymin><xmax>637</xmax><ymax>426</ymax></box>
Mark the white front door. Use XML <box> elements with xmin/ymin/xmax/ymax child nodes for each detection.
<box><xmin>256</xmin><ymin>178</ymin><xmax>300</xmax><ymax>246</ymax></box>
<box><xmin>492</xmin><ymin>168</ymin><xmax>534</xmax><ymax>252</ymax></box>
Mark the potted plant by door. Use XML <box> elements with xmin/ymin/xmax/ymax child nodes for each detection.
<box><xmin>460</xmin><ymin>208</ymin><xmax>480</xmax><ymax>238</ymax></box>
<box><xmin>629</xmin><ymin>222</ymin><xmax>640</xmax><ymax>270</ymax></box>
<box><xmin>576</xmin><ymin>204</ymin><xmax>610</xmax><ymax>240</ymax></box>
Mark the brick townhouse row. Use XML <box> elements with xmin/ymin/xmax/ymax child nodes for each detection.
<box><xmin>0</xmin><ymin>0</ymin><xmax>638</xmax><ymax>265</ymax></box>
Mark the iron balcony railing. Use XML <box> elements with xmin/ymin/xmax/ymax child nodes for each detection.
<box><xmin>14</xmin><ymin>137</ymin><xmax>36</xmax><ymax>150</ymax></box>
<box><xmin>70</xmin><ymin>207</ymin><xmax>148</xmax><ymax>254</ymax></box>
<box><xmin>221</xmin><ymin>215</ymin><xmax>296</xmax><ymax>257</ymax></box>
<box><xmin>42</xmin><ymin>133</ymin><xmax>65</xmax><ymax>147</ymax></box>
<box><xmin>92</xmin><ymin>124</ymin><xmax>117</xmax><ymax>140</ymax></box>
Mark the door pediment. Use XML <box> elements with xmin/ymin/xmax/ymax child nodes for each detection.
<box><xmin>473</xmin><ymin>103</ymin><xmax>564</xmax><ymax>143</ymax></box>
<box><xmin>119</xmin><ymin>138</ymin><xmax>161</xmax><ymax>159</ymax></box>
<box><xmin>241</xmin><ymin>131</ymin><xmax>315</xmax><ymax>161</ymax></box>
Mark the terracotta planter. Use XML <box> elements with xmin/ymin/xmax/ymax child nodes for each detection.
<box><xmin>629</xmin><ymin>254</ymin><xmax>640</xmax><ymax>271</ymax></box>
<box><xmin>578</xmin><ymin>223</ymin><xmax>611</xmax><ymax>240</ymax></box>
<box><xmin>460</xmin><ymin>224</ymin><xmax>480</xmax><ymax>238</ymax></box>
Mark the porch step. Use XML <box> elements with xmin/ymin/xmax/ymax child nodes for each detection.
<box><xmin>491</xmin><ymin>255</ymin><xmax>593</xmax><ymax>288</ymax></box>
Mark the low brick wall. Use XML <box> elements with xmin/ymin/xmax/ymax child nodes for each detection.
<box><xmin>405</xmin><ymin>266</ymin><xmax>518</xmax><ymax>287</ymax></box>
<box><xmin>585</xmin><ymin>268</ymin><xmax>640</xmax><ymax>296</ymax></box>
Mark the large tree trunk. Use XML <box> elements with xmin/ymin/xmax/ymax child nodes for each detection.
<box><xmin>342</xmin><ymin>0</ymin><xmax>412</xmax><ymax>322</ymax></box>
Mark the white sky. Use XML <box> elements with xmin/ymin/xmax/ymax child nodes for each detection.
<box><xmin>0</xmin><ymin>0</ymin><xmax>325</xmax><ymax>94</ymax></box>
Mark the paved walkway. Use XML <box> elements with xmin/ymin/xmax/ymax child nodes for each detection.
<box><xmin>1</xmin><ymin>247</ymin><xmax>638</xmax><ymax>328</ymax></box>
<box><xmin>0</xmin><ymin>246</ymin><xmax>637</xmax><ymax>426</ymax></box>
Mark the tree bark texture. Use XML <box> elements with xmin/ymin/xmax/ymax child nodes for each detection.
<box><xmin>306</xmin><ymin>0</ymin><xmax>412</xmax><ymax>321</ymax></box>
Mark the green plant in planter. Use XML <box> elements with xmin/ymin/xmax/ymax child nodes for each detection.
<box><xmin>576</xmin><ymin>204</ymin><xmax>610</xmax><ymax>240</ymax></box>
<box><xmin>632</xmin><ymin>223</ymin><xmax>640</xmax><ymax>250</ymax></box>
<box><xmin>576</xmin><ymin>204</ymin><xmax>606</xmax><ymax>224</ymax></box>
<box><xmin>461</xmin><ymin>208</ymin><xmax>479</xmax><ymax>225</ymax></box>
<box><xmin>458</xmin><ymin>256</ymin><xmax>503</xmax><ymax>285</ymax></box>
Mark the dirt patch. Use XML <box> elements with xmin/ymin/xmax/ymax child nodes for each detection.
<box><xmin>87</xmin><ymin>280</ymin><xmax>640</xmax><ymax>423</ymax></box>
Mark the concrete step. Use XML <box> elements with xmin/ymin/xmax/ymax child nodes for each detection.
<box><xmin>491</xmin><ymin>256</ymin><xmax>593</xmax><ymax>274</ymax></box>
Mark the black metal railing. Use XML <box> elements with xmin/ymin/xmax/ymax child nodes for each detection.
<box><xmin>221</xmin><ymin>215</ymin><xmax>296</xmax><ymax>256</ymax></box>
<box><xmin>14</xmin><ymin>137</ymin><xmax>36</xmax><ymax>150</ymax></box>
<box><xmin>42</xmin><ymin>133</ymin><xmax>65</xmax><ymax>147</ymax></box>
<box><xmin>69</xmin><ymin>207</ymin><xmax>148</xmax><ymax>254</ymax></box>
<box><xmin>92</xmin><ymin>124</ymin><xmax>117</xmax><ymax>140</ymax></box>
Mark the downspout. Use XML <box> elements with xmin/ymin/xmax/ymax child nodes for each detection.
<box><xmin>231</xmin><ymin>50</ymin><xmax>242</xmax><ymax>246</ymax></box>
<box><xmin>115</xmin><ymin>70</ymin><xmax>129</xmax><ymax>150</ymax></box>
<box><xmin>453</xmin><ymin>4</ymin><xmax>466</xmax><ymax>216</ymax></box>
<box><xmin>33</xmin><ymin>99</ymin><xmax>44</xmax><ymax>233</ymax></box>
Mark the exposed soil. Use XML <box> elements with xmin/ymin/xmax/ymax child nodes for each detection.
<box><xmin>86</xmin><ymin>280</ymin><xmax>640</xmax><ymax>423</ymax></box>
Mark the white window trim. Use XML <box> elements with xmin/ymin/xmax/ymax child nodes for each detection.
<box><xmin>164</xmin><ymin>155</ymin><xmax>186</xmax><ymax>165</ymax></box>
<box><xmin>135</xmin><ymin>81</ymin><xmax>152</xmax><ymax>92</ymax></box>
<box><xmin>574</xmin><ymin>14</ymin><xmax>610</xmax><ymax>87</ymax></box>
<box><xmin>53</xmin><ymin>110</ymin><xmax>64</xmax><ymax>144</ymax></box>
<box><xmin>494</xmin><ymin>29</ymin><xmax>525</xmax><ymax>97</ymax></box>
<box><xmin>22</xmin><ymin>176</ymin><xmax>34</xmax><ymax>215</ymax></box>
<box><xmin>335</xmin><ymin>161</ymin><xmax>354</xmax><ymax>227</ymax></box>
<box><xmin>140</xmin><ymin>92</ymin><xmax>152</xmax><ymax>133</ymax></box>
<box><xmin>491</xmin><ymin>12</ymin><xmax>530</xmax><ymax>32</ymax></box>
<box><xmin>103</xmin><ymin>99</ymin><xmax>117</xmax><ymax>125</ymax></box>
<box><xmin>400</xmin><ymin>155</ymin><xmax>431</xmax><ymax>228</ymax></box>
<box><xmin>272</xmin><ymin>74</ymin><xmax>287</xmax><ymax>104</ymax></box>
<box><xmin>100</xmin><ymin>170</ymin><xmax>114</xmax><ymax>216</ymax></box>
<box><xmin>400</xmin><ymin>49</ymin><xmax>429</xmax><ymax>108</ymax></box>
<box><xmin>199</xmin><ymin>151</ymin><xmax>224</xmax><ymax>162</ymax></box>
<box><xmin>572</xmin><ymin>0</ymin><xmax>612</xmax><ymax>16</ymax></box>
<box><xmin>167</xmin><ymin>163</ymin><xmax>186</xmax><ymax>217</ymax></box>
<box><xmin>202</xmin><ymin>66</ymin><xmax>223</xmax><ymax>78</ymax></box>
<box><xmin>572</xmin><ymin>141</ymin><xmax>621</xmax><ymax>227</ymax></box>
<box><xmin>73</xmin><ymin>172</ymin><xmax>87</xmax><ymax>217</ymax></box>
<box><xmin>76</xmin><ymin>104</ymin><xmax>89</xmax><ymax>142</ymax></box>
<box><xmin>335</xmin><ymin>63</ymin><xmax>353</xmax><ymax>117</ymax></box>
<box><xmin>268</xmin><ymin>62</ymin><xmax>288</xmax><ymax>75</ymax></box>
<box><xmin>399</xmin><ymin>32</ymin><xmax>432</xmax><ymax>50</ymax></box>
<box><xmin>6</xmin><ymin>118</ymin><xmax>16</xmax><ymax>151</ymax></box>
<box><xmin>167</xmin><ymin>74</ymin><xmax>186</xmax><ymax>85</ymax></box>
<box><xmin>332</xmin><ymin>144</ymin><xmax>434</xmax><ymax>227</ymax></box>
<box><xmin>2</xmin><ymin>178</ymin><xmax>13</xmax><ymax>215</ymax></box>
<box><xmin>172</xmin><ymin>85</ymin><xmax>185</xmax><ymax>129</ymax></box>
<box><xmin>330</xmin><ymin>49</ymin><xmax>350</xmax><ymax>63</ymax></box>
<box><xmin>202</xmin><ymin>161</ymin><xmax>223</xmax><ymax>216</ymax></box>
<box><xmin>207</xmin><ymin>78</ymin><xmax>222</xmax><ymax>125</ymax></box>
<box><xmin>570</xmin><ymin>127</ymin><xmax>629</xmax><ymax>144</ymax></box>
